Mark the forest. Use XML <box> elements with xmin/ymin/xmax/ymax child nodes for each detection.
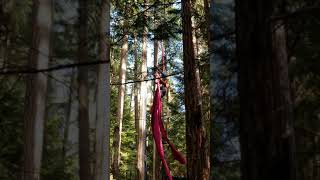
<box><xmin>0</xmin><ymin>0</ymin><xmax>319</xmax><ymax>179</ymax></box>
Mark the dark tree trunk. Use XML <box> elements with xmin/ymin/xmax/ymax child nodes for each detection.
<box><xmin>236</xmin><ymin>0</ymin><xmax>296</xmax><ymax>180</ymax></box>
<box><xmin>78</xmin><ymin>0</ymin><xmax>91</xmax><ymax>179</ymax></box>
<box><xmin>182</xmin><ymin>0</ymin><xmax>210</xmax><ymax>179</ymax></box>
<box><xmin>22</xmin><ymin>0</ymin><xmax>52</xmax><ymax>179</ymax></box>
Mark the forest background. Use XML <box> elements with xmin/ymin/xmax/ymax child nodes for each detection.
<box><xmin>0</xmin><ymin>0</ymin><xmax>319</xmax><ymax>179</ymax></box>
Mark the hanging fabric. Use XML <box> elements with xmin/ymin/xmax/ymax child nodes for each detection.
<box><xmin>151</xmin><ymin>42</ymin><xmax>186</xmax><ymax>180</ymax></box>
<box><xmin>151</xmin><ymin>80</ymin><xmax>186</xmax><ymax>180</ymax></box>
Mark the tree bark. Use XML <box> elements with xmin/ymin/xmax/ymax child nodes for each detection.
<box><xmin>112</xmin><ymin>31</ymin><xmax>128</xmax><ymax>179</ymax></box>
<box><xmin>94</xmin><ymin>0</ymin><xmax>111</xmax><ymax>179</ymax></box>
<box><xmin>192</xmin><ymin>16</ymin><xmax>199</xmax><ymax>58</ymax></box>
<box><xmin>78</xmin><ymin>0</ymin><xmax>91</xmax><ymax>179</ymax></box>
<box><xmin>236</xmin><ymin>1</ymin><xmax>296</xmax><ymax>180</ymax></box>
<box><xmin>182</xmin><ymin>0</ymin><xmax>210</xmax><ymax>179</ymax></box>
<box><xmin>22</xmin><ymin>0</ymin><xmax>52</xmax><ymax>179</ymax></box>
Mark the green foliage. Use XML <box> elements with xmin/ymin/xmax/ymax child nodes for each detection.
<box><xmin>118</xmin><ymin>94</ymin><xmax>137</xmax><ymax>178</ymax></box>
<box><xmin>152</xmin><ymin>1</ymin><xmax>181</xmax><ymax>40</ymax></box>
<box><xmin>41</xmin><ymin>115</ymin><xmax>78</xmax><ymax>180</ymax></box>
<box><xmin>0</xmin><ymin>77</ymin><xmax>24</xmax><ymax>180</ymax></box>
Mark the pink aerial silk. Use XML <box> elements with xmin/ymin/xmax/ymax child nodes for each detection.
<box><xmin>151</xmin><ymin>80</ymin><xmax>186</xmax><ymax>180</ymax></box>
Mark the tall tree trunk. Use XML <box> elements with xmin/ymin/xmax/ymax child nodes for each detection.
<box><xmin>199</xmin><ymin>1</ymin><xmax>212</xmax><ymax>179</ymax></box>
<box><xmin>152</xmin><ymin>40</ymin><xmax>161</xmax><ymax>180</ymax></box>
<box><xmin>136</xmin><ymin>1</ymin><xmax>148</xmax><ymax>179</ymax></box>
<box><xmin>182</xmin><ymin>0</ymin><xmax>210</xmax><ymax>179</ymax></box>
<box><xmin>236</xmin><ymin>1</ymin><xmax>296</xmax><ymax>180</ymax></box>
<box><xmin>94</xmin><ymin>0</ymin><xmax>111</xmax><ymax>179</ymax></box>
<box><xmin>22</xmin><ymin>0</ymin><xmax>52</xmax><ymax>179</ymax></box>
<box><xmin>78</xmin><ymin>0</ymin><xmax>91</xmax><ymax>179</ymax></box>
<box><xmin>133</xmin><ymin>33</ymin><xmax>140</xmax><ymax>144</ymax></box>
<box><xmin>112</xmin><ymin>31</ymin><xmax>128</xmax><ymax>179</ymax></box>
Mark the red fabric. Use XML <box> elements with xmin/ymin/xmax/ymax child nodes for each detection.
<box><xmin>151</xmin><ymin>80</ymin><xmax>186</xmax><ymax>180</ymax></box>
<box><xmin>162</xmin><ymin>42</ymin><xmax>166</xmax><ymax>72</ymax></box>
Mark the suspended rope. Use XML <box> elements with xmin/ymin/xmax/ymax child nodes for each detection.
<box><xmin>151</xmin><ymin>41</ymin><xmax>186</xmax><ymax>180</ymax></box>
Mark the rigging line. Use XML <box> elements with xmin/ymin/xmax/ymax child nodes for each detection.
<box><xmin>0</xmin><ymin>60</ymin><xmax>109</xmax><ymax>75</ymax></box>
<box><xmin>0</xmin><ymin>55</ymin><xmax>183</xmax><ymax>84</ymax></box>
<box><xmin>110</xmin><ymin>71</ymin><xmax>182</xmax><ymax>85</ymax></box>
<box><xmin>0</xmin><ymin>60</ymin><xmax>75</xmax><ymax>94</ymax></box>
<box><xmin>0</xmin><ymin>60</ymin><xmax>184</xmax><ymax>86</ymax></box>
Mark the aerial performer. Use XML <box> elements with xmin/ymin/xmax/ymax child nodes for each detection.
<box><xmin>151</xmin><ymin>44</ymin><xmax>186</xmax><ymax>180</ymax></box>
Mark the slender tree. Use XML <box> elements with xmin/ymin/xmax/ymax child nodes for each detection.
<box><xmin>78</xmin><ymin>0</ymin><xmax>91</xmax><ymax>179</ymax></box>
<box><xmin>134</xmin><ymin>33</ymin><xmax>140</xmax><ymax>137</ymax></box>
<box><xmin>22</xmin><ymin>0</ymin><xmax>52</xmax><ymax>179</ymax></box>
<box><xmin>62</xmin><ymin>69</ymin><xmax>75</xmax><ymax>171</ymax></box>
<box><xmin>236</xmin><ymin>0</ymin><xmax>296</xmax><ymax>179</ymax></box>
<box><xmin>182</xmin><ymin>0</ymin><xmax>210</xmax><ymax>179</ymax></box>
<box><xmin>112</xmin><ymin>25</ymin><xmax>128</xmax><ymax>180</ymax></box>
<box><xmin>136</xmin><ymin>0</ymin><xmax>148</xmax><ymax>179</ymax></box>
<box><xmin>94</xmin><ymin>0</ymin><xmax>111</xmax><ymax>179</ymax></box>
